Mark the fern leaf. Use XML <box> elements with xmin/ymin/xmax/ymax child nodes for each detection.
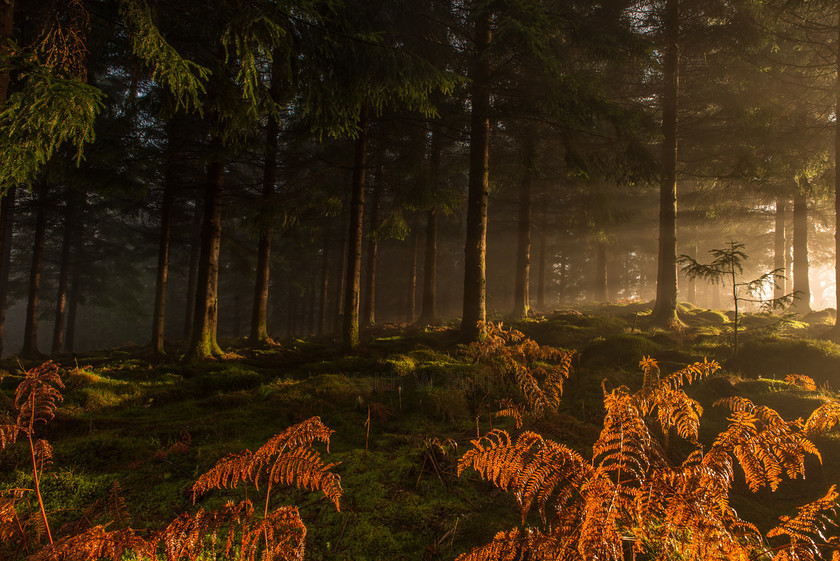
<box><xmin>768</xmin><ymin>485</ymin><xmax>839</xmax><ymax>556</ymax></box>
<box><xmin>15</xmin><ymin>361</ymin><xmax>64</xmax><ymax>433</ymax></box>
<box><xmin>29</xmin><ymin>525</ymin><xmax>152</xmax><ymax>561</ymax></box>
<box><xmin>458</xmin><ymin>429</ymin><xmax>590</xmax><ymax>522</ymax></box>
<box><xmin>786</xmin><ymin>374</ymin><xmax>817</xmax><ymax>392</ymax></box>
<box><xmin>239</xmin><ymin>506</ymin><xmax>306</xmax><ymax>561</ymax></box>
<box><xmin>454</xmin><ymin>528</ymin><xmax>527</xmax><ymax>561</ymax></box>
<box><xmin>804</xmin><ymin>402</ymin><xmax>840</xmax><ymax>437</ymax></box>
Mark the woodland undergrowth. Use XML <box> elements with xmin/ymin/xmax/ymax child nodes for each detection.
<box><xmin>458</xmin><ymin>322</ymin><xmax>840</xmax><ymax>560</ymax></box>
<box><xmin>0</xmin><ymin>361</ymin><xmax>341</xmax><ymax>561</ymax></box>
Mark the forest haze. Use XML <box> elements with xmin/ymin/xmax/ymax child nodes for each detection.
<box><xmin>0</xmin><ymin>0</ymin><xmax>839</xmax><ymax>355</ymax></box>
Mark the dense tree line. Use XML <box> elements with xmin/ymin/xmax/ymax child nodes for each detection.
<box><xmin>0</xmin><ymin>0</ymin><xmax>839</xmax><ymax>357</ymax></box>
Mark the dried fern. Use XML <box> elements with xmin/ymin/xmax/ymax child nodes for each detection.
<box><xmin>803</xmin><ymin>401</ymin><xmax>840</xmax><ymax>437</ymax></box>
<box><xmin>29</xmin><ymin>526</ymin><xmax>152</xmax><ymax>561</ymax></box>
<box><xmin>767</xmin><ymin>485</ymin><xmax>840</xmax><ymax>559</ymax></box>
<box><xmin>786</xmin><ymin>374</ymin><xmax>818</xmax><ymax>392</ymax></box>
<box><xmin>192</xmin><ymin>416</ymin><xmax>341</xmax><ymax>510</ymax></box>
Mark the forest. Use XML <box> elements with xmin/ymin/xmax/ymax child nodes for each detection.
<box><xmin>5</xmin><ymin>0</ymin><xmax>840</xmax><ymax>559</ymax></box>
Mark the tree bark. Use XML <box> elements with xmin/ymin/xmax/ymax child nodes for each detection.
<box><xmin>332</xmin><ymin>175</ymin><xmax>351</xmax><ymax>333</ymax></box>
<box><xmin>318</xmin><ymin>224</ymin><xmax>330</xmax><ymax>336</ymax></box>
<box><xmin>653</xmin><ymin>0</ymin><xmax>680</xmax><ymax>326</ymax></box>
<box><xmin>343</xmin><ymin>103</ymin><xmax>369</xmax><ymax>350</ymax></box>
<box><xmin>65</xmin><ymin>190</ymin><xmax>85</xmax><ymax>354</ymax></box>
<box><xmin>512</xmin><ymin>136</ymin><xmax>535</xmax><ymax>318</ymax></box>
<box><xmin>151</xmin><ymin>128</ymin><xmax>178</xmax><ymax>354</ymax></box>
<box><xmin>835</xmin><ymin>8</ymin><xmax>840</xmax><ymax>324</ymax></box>
<box><xmin>793</xmin><ymin>179</ymin><xmax>810</xmax><ymax>314</ymax></box>
<box><xmin>419</xmin><ymin>126</ymin><xmax>442</xmax><ymax>325</ymax></box>
<box><xmin>461</xmin><ymin>7</ymin><xmax>492</xmax><ymax>341</ymax></box>
<box><xmin>249</xmin><ymin>107</ymin><xmax>279</xmax><ymax>344</ymax></box>
<box><xmin>186</xmin><ymin>142</ymin><xmax>225</xmax><ymax>360</ymax></box>
<box><xmin>52</xmin><ymin>188</ymin><xmax>80</xmax><ymax>354</ymax></box>
<box><xmin>686</xmin><ymin>238</ymin><xmax>697</xmax><ymax>304</ymax></box>
<box><xmin>182</xmin><ymin>202</ymin><xmax>202</xmax><ymax>341</ymax></box>
<box><xmin>536</xmin><ymin>212</ymin><xmax>546</xmax><ymax>310</ymax></box>
<box><xmin>22</xmin><ymin>181</ymin><xmax>50</xmax><ymax>358</ymax></box>
<box><xmin>0</xmin><ymin>187</ymin><xmax>14</xmax><ymax>357</ymax></box>
<box><xmin>595</xmin><ymin>240</ymin><xmax>608</xmax><ymax>302</ymax></box>
<box><xmin>775</xmin><ymin>198</ymin><xmax>787</xmax><ymax>302</ymax></box>
<box><xmin>362</xmin><ymin>152</ymin><xmax>384</xmax><ymax>327</ymax></box>
<box><xmin>407</xmin><ymin>227</ymin><xmax>419</xmax><ymax>323</ymax></box>
<box><xmin>0</xmin><ymin>1</ymin><xmax>15</xmax><ymax>357</ymax></box>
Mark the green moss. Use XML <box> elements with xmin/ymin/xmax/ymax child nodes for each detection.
<box><xmin>581</xmin><ymin>333</ymin><xmax>664</xmax><ymax>369</ymax></box>
<box><xmin>738</xmin><ymin>337</ymin><xmax>840</xmax><ymax>384</ymax></box>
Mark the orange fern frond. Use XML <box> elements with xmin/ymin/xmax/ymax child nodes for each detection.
<box><xmin>495</xmin><ymin>399</ymin><xmax>525</xmax><ymax>429</ymax></box>
<box><xmin>706</xmin><ymin>397</ymin><xmax>819</xmax><ymax>492</ymax></box>
<box><xmin>29</xmin><ymin>525</ymin><xmax>152</xmax><ymax>561</ymax></box>
<box><xmin>768</xmin><ymin>485</ymin><xmax>840</xmax><ymax>558</ymax></box>
<box><xmin>192</xmin><ymin>416</ymin><xmax>342</xmax><ymax>510</ymax></box>
<box><xmin>239</xmin><ymin>506</ymin><xmax>306</xmax><ymax>561</ymax></box>
<box><xmin>640</xmin><ymin>356</ymin><xmax>659</xmax><ymax>387</ymax></box>
<box><xmin>786</xmin><ymin>374</ymin><xmax>817</xmax><ymax>392</ymax></box>
<box><xmin>458</xmin><ymin>429</ymin><xmax>591</xmax><ymax>522</ymax></box>
<box><xmin>594</xmin><ymin>388</ymin><xmax>658</xmax><ymax>485</ymax></box>
<box><xmin>156</xmin><ymin>500</ymin><xmax>252</xmax><ymax>561</ymax></box>
<box><xmin>659</xmin><ymin>358</ymin><xmax>720</xmax><ymax>391</ymax></box>
<box><xmin>15</xmin><ymin>361</ymin><xmax>64</xmax><ymax>435</ymax></box>
<box><xmin>804</xmin><ymin>401</ymin><xmax>840</xmax><ymax>437</ymax></box>
<box><xmin>454</xmin><ymin>528</ymin><xmax>527</xmax><ymax>561</ymax></box>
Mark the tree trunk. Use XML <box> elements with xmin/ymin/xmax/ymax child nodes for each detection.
<box><xmin>407</xmin><ymin>228</ymin><xmax>419</xmax><ymax>323</ymax></box>
<box><xmin>653</xmin><ymin>0</ymin><xmax>680</xmax><ymax>326</ymax></box>
<box><xmin>343</xmin><ymin>104</ymin><xmax>369</xmax><ymax>350</ymax></box>
<box><xmin>52</xmin><ymin>188</ymin><xmax>79</xmax><ymax>354</ymax></box>
<box><xmin>318</xmin><ymin>224</ymin><xmax>331</xmax><ymax>336</ymax></box>
<box><xmin>0</xmin><ymin>0</ymin><xmax>14</xmax><ymax>357</ymax></box>
<box><xmin>775</xmin><ymin>198</ymin><xmax>787</xmax><ymax>302</ymax></box>
<box><xmin>65</xmin><ymin>190</ymin><xmax>85</xmax><ymax>354</ymax></box>
<box><xmin>362</xmin><ymin>152</ymin><xmax>384</xmax><ymax>327</ymax></box>
<box><xmin>512</xmin><ymin>136</ymin><xmax>535</xmax><ymax>318</ymax></box>
<box><xmin>182</xmin><ymin>203</ymin><xmax>202</xmax><ymax>341</ymax></box>
<box><xmin>0</xmin><ymin>187</ymin><xmax>14</xmax><ymax>357</ymax></box>
<box><xmin>685</xmin><ymin>242</ymin><xmax>697</xmax><ymax>304</ymax></box>
<box><xmin>332</xmin><ymin>176</ymin><xmax>350</xmax><ymax>333</ymax></box>
<box><xmin>249</xmin><ymin>108</ymin><xmax>279</xmax><ymax>344</ymax></box>
<box><xmin>793</xmin><ymin>179</ymin><xmax>810</xmax><ymax>314</ymax></box>
<box><xmin>462</xmin><ymin>7</ymin><xmax>492</xmax><ymax>341</ymax></box>
<box><xmin>835</xmin><ymin>9</ymin><xmax>840</xmax><ymax>324</ymax></box>
<box><xmin>536</xmin><ymin>213</ymin><xmax>546</xmax><ymax>310</ymax></box>
<box><xmin>419</xmin><ymin>126</ymin><xmax>442</xmax><ymax>325</ymax></box>
<box><xmin>187</xmin><ymin>143</ymin><xmax>225</xmax><ymax>360</ymax></box>
<box><xmin>151</xmin><ymin>137</ymin><xmax>178</xmax><ymax>354</ymax></box>
<box><xmin>595</xmin><ymin>240</ymin><xmax>608</xmax><ymax>302</ymax></box>
<box><xmin>22</xmin><ymin>181</ymin><xmax>50</xmax><ymax>358</ymax></box>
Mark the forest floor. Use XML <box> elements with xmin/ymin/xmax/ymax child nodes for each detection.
<box><xmin>3</xmin><ymin>302</ymin><xmax>840</xmax><ymax>560</ymax></box>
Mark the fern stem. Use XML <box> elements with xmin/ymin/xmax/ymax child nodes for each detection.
<box><xmin>28</xmin><ymin>432</ymin><xmax>53</xmax><ymax>544</ymax></box>
<box><xmin>13</xmin><ymin>510</ymin><xmax>30</xmax><ymax>555</ymax></box>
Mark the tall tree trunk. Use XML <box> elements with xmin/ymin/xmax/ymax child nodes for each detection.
<box><xmin>52</xmin><ymin>188</ymin><xmax>79</xmax><ymax>354</ymax></box>
<box><xmin>65</xmin><ymin>189</ymin><xmax>85</xmax><ymax>354</ymax></box>
<box><xmin>407</xmin><ymin>228</ymin><xmax>419</xmax><ymax>323</ymax></box>
<box><xmin>318</xmin><ymin>224</ymin><xmax>331</xmax><ymax>336</ymax></box>
<box><xmin>151</xmin><ymin>135</ymin><xmax>178</xmax><ymax>354</ymax></box>
<box><xmin>249</xmin><ymin>108</ymin><xmax>279</xmax><ymax>343</ymax></box>
<box><xmin>536</xmin><ymin>212</ymin><xmax>546</xmax><ymax>310</ymax></box>
<box><xmin>419</xmin><ymin>126</ymin><xmax>442</xmax><ymax>325</ymax></box>
<box><xmin>512</xmin><ymin>136</ymin><xmax>535</xmax><ymax>318</ymax></box>
<box><xmin>22</xmin><ymin>181</ymin><xmax>50</xmax><ymax>358</ymax></box>
<box><xmin>343</xmin><ymin>104</ymin><xmax>369</xmax><ymax>349</ymax></box>
<box><xmin>187</xmin><ymin>143</ymin><xmax>225</xmax><ymax>360</ymax></box>
<box><xmin>332</xmin><ymin>176</ymin><xmax>350</xmax><ymax>333</ymax></box>
<box><xmin>775</xmin><ymin>198</ymin><xmax>787</xmax><ymax>302</ymax></box>
<box><xmin>182</xmin><ymin>203</ymin><xmax>202</xmax><ymax>341</ymax></box>
<box><xmin>462</xmin><ymin>7</ymin><xmax>492</xmax><ymax>341</ymax></box>
<box><xmin>653</xmin><ymin>0</ymin><xmax>680</xmax><ymax>326</ymax></box>
<box><xmin>686</xmin><ymin>245</ymin><xmax>697</xmax><ymax>305</ymax></box>
<box><xmin>793</xmin><ymin>179</ymin><xmax>811</xmax><ymax>314</ymax></box>
<box><xmin>835</xmin><ymin>9</ymin><xmax>840</xmax><ymax>324</ymax></box>
<box><xmin>0</xmin><ymin>187</ymin><xmax>14</xmax><ymax>357</ymax></box>
<box><xmin>595</xmin><ymin>240</ymin><xmax>608</xmax><ymax>302</ymax></box>
<box><xmin>362</xmin><ymin>152</ymin><xmax>384</xmax><ymax>327</ymax></box>
<box><xmin>0</xmin><ymin>1</ymin><xmax>14</xmax><ymax>357</ymax></box>
<box><xmin>558</xmin><ymin>251</ymin><xmax>567</xmax><ymax>306</ymax></box>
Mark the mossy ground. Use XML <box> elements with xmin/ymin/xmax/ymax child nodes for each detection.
<box><xmin>3</xmin><ymin>305</ymin><xmax>840</xmax><ymax>558</ymax></box>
